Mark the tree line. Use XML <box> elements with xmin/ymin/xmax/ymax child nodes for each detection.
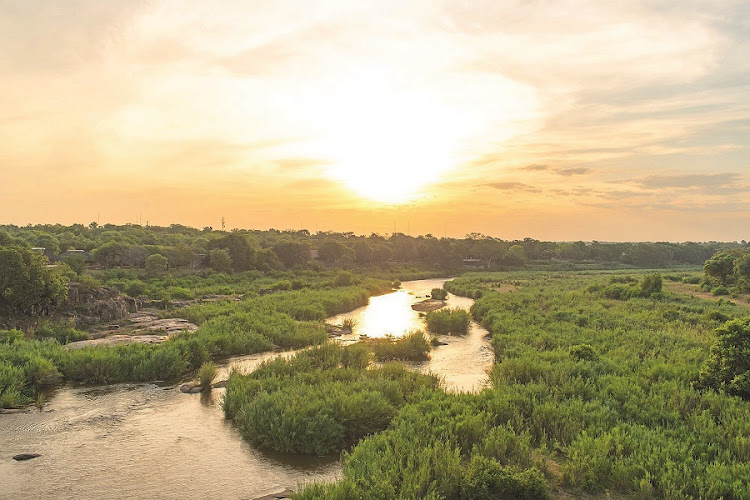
<box><xmin>1</xmin><ymin>223</ymin><xmax>743</xmax><ymax>274</ymax></box>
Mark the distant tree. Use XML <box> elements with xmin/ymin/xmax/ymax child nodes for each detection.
<box><xmin>318</xmin><ymin>241</ymin><xmax>346</xmax><ymax>263</ymax></box>
<box><xmin>62</xmin><ymin>255</ymin><xmax>86</xmax><ymax>275</ymax></box>
<box><xmin>700</xmin><ymin>318</ymin><xmax>750</xmax><ymax>399</ymax></box>
<box><xmin>505</xmin><ymin>245</ymin><xmax>526</xmax><ymax>266</ymax></box>
<box><xmin>167</xmin><ymin>243</ymin><xmax>194</xmax><ymax>270</ymax></box>
<box><xmin>272</xmin><ymin>240</ymin><xmax>309</xmax><ymax>269</ymax></box>
<box><xmin>92</xmin><ymin>241</ymin><xmax>125</xmax><ymax>268</ymax></box>
<box><xmin>0</xmin><ymin>246</ymin><xmax>68</xmax><ymax>316</ymax></box>
<box><xmin>209</xmin><ymin>234</ymin><xmax>256</xmax><ymax>271</ymax></box>
<box><xmin>145</xmin><ymin>254</ymin><xmax>168</xmax><ymax>277</ymax></box>
<box><xmin>704</xmin><ymin>253</ymin><xmax>737</xmax><ymax>285</ymax></box>
<box><xmin>735</xmin><ymin>253</ymin><xmax>750</xmax><ymax>281</ymax></box>
<box><xmin>256</xmin><ymin>248</ymin><xmax>284</xmax><ymax>272</ymax></box>
<box><xmin>209</xmin><ymin>249</ymin><xmax>233</xmax><ymax>273</ymax></box>
<box><xmin>472</xmin><ymin>239</ymin><xmax>505</xmax><ymax>268</ymax></box>
<box><xmin>352</xmin><ymin>240</ymin><xmax>373</xmax><ymax>264</ymax></box>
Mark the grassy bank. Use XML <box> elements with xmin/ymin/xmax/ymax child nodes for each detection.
<box><xmin>0</xmin><ymin>280</ymin><xmax>392</xmax><ymax>408</ymax></box>
<box><xmin>293</xmin><ymin>270</ymin><xmax>750</xmax><ymax>498</ymax></box>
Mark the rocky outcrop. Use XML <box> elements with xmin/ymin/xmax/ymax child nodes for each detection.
<box><xmin>64</xmin><ymin>283</ymin><xmax>140</xmax><ymax>327</ymax></box>
<box><xmin>411</xmin><ymin>299</ymin><xmax>446</xmax><ymax>312</ymax></box>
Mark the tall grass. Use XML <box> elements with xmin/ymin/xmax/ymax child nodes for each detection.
<box><xmin>425</xmin><ymin>308</ymin><xmax>470</xmax><ymax>335</ymax></box>
<box><xmin>0</xmin><ymin>280</ymin><xmax>387</xmax><ymax>407</ymax></box>
<box><xmin>223</xmin><ymin>343</ymin><xmax>439</xmax><ymax>455</ymax></box>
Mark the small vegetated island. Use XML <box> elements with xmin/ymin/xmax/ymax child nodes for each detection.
<box><xmin>2</xmin><ymin>224</ymin><xmax>750</xmax><ymax>498</ymax></box>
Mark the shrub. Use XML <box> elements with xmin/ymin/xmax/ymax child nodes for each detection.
<box><xmin>463</xmin><ymin>455</ymin><xmax>549</xmax><ymax>500</ymax></box>
<box><xmin>334</xmin><ymin>270</ymin><xmax>355</xmax><ymax>287</ymax></box>
<box><xmin>224</xmin><ymin>344</ymin><xmax>439</xmax><ymax>455</ymax></box>
<box><xmin>0</xmin><ymin>329</ymin><xmax>24</xmax><ymax>345</ymax></box>
<box><xmin>570</xmin><ymin>344</ymin><xmax>598</xmax><ymax>362</ymax></box>
<box><xmin>198</xmin><ymin>361</ymin><xmax>217</xmax><ymax>388</ymax></box>
<box><xmin>367</xmin><ymin>332</ymin><xmax>431</xmax><ymax>361</ymax></box>
<box><xmin>35</xmin><ymin>322</ymin><xmax>89</xmax><ymax>344</ymax></box>
<box><xmin>426</xmin><ymin>308</ymin><xmax>470</xmax><ymax>335</ymax></box>
<box><xmin>431</xmin><ymin>288</ymin><xmax>448</xmax><ymax>300</ymax></box>
<box><xmin>641</xmin><ymin>273</ymin><xmax>663</xmax><ymax>297</ymax></box>
<box><xmin>124</xmin><ymin>281</ymin><xmax>146</xmax><ymax>297</ymax></box>
<box><xmin>700</xmin><ymin>317</ymin><xmax>750</xmax><ymax>398</ymax></box>
<box><xmin>712</xmin><ymin>285</ymin><xmax>730</xmax><ymax>296</ymax></box>
<box><xmin>169</xmin><ymin>287</ymin><xmax>195</xmax><ymax>300</ymax></box>
<box><xmin>705</xmin><ymin>310</ymin><xmax>730</xmax><ymax>323</ymax></box>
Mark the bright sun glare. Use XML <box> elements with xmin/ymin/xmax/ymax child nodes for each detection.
<box><xmin>314</xmin><ymin>70</ymin><xmax>466</xmax><ymax>204</ymax></box>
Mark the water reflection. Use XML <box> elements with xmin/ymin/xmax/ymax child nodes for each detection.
<box><xmin>328</xmin><ymin>278</ymin><xmax>494</xmax><ymax>393</ymax></box>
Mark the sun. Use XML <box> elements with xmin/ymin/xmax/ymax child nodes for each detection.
<box><xmin>311</xmin><ymin>70</ymin><xmax>464</xmax><ymax>204</ymax></box>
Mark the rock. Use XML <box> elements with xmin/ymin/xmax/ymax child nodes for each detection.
<box><xmin>65</xmin><ymin>283</ymin><xmax>140</xmax><ymax>327</ymax></box>
<box><xmin>180</xmin><ymin>384</ymin><xmax>197</xmax><ymax>393</ymax></box>
<box><xmin>189</xmin><ymin>386</ymin><xmax>204</xmax><ymax>394</ymax></box>
<box><xmin>212</xmin><ymin>380</ymin><xmax>227</xmax><ymax>389</ymax></box>
<box><xmin>13</xmin><ymin>453</ymin><xmax>41</xmax><ymax>461</ymax></box>
<box><xmin>411</xmin><ymin>299</ymin><xmax>446</xmax><ymax>312</ymax></box>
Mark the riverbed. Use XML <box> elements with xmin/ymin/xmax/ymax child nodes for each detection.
<box><xmin>1</xmin><ymin>278</ymin><xmax>493</xmax><ymax>499</ymax></box>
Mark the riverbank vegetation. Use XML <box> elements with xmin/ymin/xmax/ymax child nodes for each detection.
<box><xmin>223</xmin><ymin>343</ymin><xmax>439</xmax><ymax>455</ymax></box>
<box><xmin>364</xmin><ymin>331</ymin><xmax>431</xmax><ymax>361</ymax></box>
<box><xmin>292</xmin><ymin>270</ymin><xmax>750</xmax><ymax>498</ymax></box>
<box><xmin>425</xmin><ymin>308</ymin><xmax>471</xmax><ymax>335</ymax></box>
<box><xmin>0</xmin><ymin>281</ymin><xmax>392</xmax><ymax>408</ymax></box>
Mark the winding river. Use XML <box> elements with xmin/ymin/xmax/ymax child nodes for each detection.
<box><xmin>0</xmin><ymin>279</ymin><xmax>492</xmax><ymax>499</ymax></box>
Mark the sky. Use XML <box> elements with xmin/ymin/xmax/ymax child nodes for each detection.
<box><xmin>1</xmin><ymin>0</ymin><xmax>748</xmax><ymax>241</ymax></box>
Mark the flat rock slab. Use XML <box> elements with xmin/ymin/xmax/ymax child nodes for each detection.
<box><xmin>13</xmin><ymin>453</ymin><xmax>41</xmax><ymax>461</ymax></box>
<box><xmin>411</xmin><ymin>299</ymin><xmax>446</xmax><ymax>312</ymax></box>
<box><xmin>65</xmin><ymin>334</ymin><xmax>169</xmax><ymax>350</ymax></box>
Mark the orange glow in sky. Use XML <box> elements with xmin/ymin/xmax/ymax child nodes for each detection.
<box><xmin>0</xmin><ymin>1</ymin><xmax>748</xmax><ymax>240</ymax></box>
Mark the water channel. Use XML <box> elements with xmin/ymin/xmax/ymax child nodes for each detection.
<box><xmin>0</xmin><ymin>278</ymin><xmax>492</xmax><ymax>499</ymax></box>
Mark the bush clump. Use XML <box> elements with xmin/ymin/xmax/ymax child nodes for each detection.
<box><xmin>366</xmin><ymin>332</ymin><xmax>431</xmax><ymax>361</ymax></box>
<box><xmin>712</xmin><ymin>285</ymin><xmax>730</xmax><ymax>296</ymax></box>
<box><xmin>224</xmin><ymin>343</ymin><xmax>439</xmax><ymax>455</ymax></box>
<box><xmin>198</xmin><ymin>361</ymin><xmax>217</xmax><ymax>388</ymax></box>
<box><xmin>431</xmin><ymin>288</ymin><xmax>448</xmax><ymax>300</ymax></box>
<box><xmin>426</xmin><ymin>308</ymin><xmax>470</xmax><ymax>335</ymax></box>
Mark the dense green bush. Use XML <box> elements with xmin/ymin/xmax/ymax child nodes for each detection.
<box><xmin>224</xmin><ymin>343</ymin><xmax>439</xmax><ymax>455</ymax></box>
<box><xmin>425</xmin><ymin>308</ymin><xmax>470</xmax><ymax>335</ymax></box>
<box><xmin>700</xmin><ymin>317</ymin><xmax>750</xmax><ymax>398</ymax></box>
<box><xmin>35</xmin><ymin>322</ymin><xmax>89</xmax><ymax>344</ymax></box>
<box><xmin>365</xmin><ymin>332</ymin><xmax>430</xmax><ymax>361</ymax></box>
<box><xmin>431</xmin><ymin>288</ymin><xmax>448</xmax><ymax>300</ymax></box>
<box><xmin>712</xmin><ymin>285</ymin><xmax>730</xmax><ymax>296</ymax></box>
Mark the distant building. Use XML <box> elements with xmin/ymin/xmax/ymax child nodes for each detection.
<box><xmin>462</xmin><ymin>257</ymin><xmax>484</xmax><ymax>269</ymax></box>
<box><xmin>59</xmin><ymin>249</ymin><xmax>93</xmax><ymax>263</ymax></box>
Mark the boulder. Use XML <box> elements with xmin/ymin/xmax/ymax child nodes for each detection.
<box><xmin>13</xmin><ymin>453</ymin><xmax>41</xmax><ymax>461</ymax></box>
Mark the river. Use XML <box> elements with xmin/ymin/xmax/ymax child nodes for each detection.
<box><xmin>0</xmin><ymin>278</ymin><xmax>492</xmax><ymax>499</ymax></box>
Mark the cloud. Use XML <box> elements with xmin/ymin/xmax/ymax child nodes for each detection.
<box><xmin>483</xmin><ymin>182</ymin><xmax>541</xmax><ymax>193</ymax></box>
<box><xmin>633</xmin><ymin>173</ymin><xmax>743</xmax><ymax>189</ymax></box>
<box><xmin>555</xmin><ymin>167</ymin><xmax>590</xmax><ymax>176</ymax></box>
<box><xmin>520</xmin><ymin>164</ymin><xmax>549</xmax><ymax>171</ymax></box>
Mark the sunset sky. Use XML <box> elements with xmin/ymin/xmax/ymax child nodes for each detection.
<box><xmin>1</xmin><ymin>0</ymin><xmax>748</xmax><ymax>241</ymax></box>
